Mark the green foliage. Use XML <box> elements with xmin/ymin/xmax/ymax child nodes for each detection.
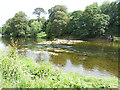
<box><xmin>28</xmin><ymin>19</ymin><xmax>37</xmax><ymax>27</ymax></box>
<box><xmin>2</xmin><ymin>24</ymin><xmax>11</xmax><ymax>36</ymax></box>
<box><xmin>2</xmin><ymin>13</ymin><xmax>46</xmax><ymax>38</ymax></box>
<box><xmin>37</xmin><ymin>32</ymin><xmax>47</xmax><ymax>38</ymax></box>
<box><xmin>82</xmin><ymin>3</ymin><xmax>107</xmax><ymax>38</ymax></box>
<box><xmin>1</xmin><ymin>0</ymin><xmax>119</xmax><ymax>39</ymax></box>
<box><xmin>38</xmin><ymin>17</ymin><xmax>46</xmax><ymax>24</ymax></box>
<box><xmin>45</xmin><ymin>22</ymin><xmax>54</xmax><ymax>39</ymax></box>
<box><xmin>46</xmin><ymin>5</ymin><xmax>68</xmax><ymax>38</ymax></box>
<box><xmin>29</xmin><ymin>21</ymin><xmax>43</xmax><ymax>37</ymax></box>
<box><xmin>0</xmin><ymin>42</ymin><xmax>118</xmax><ymax>88</ymax></box>
<box><xmin>84</xmin><ymin>2</ymin><xmax>99</xmax><ymax>16</ymax></box>
<box><xmin>65</xmin><ymin>3</ymin><xmax>110</xmax><ymax>39</ymax></box>
<box><xmin>117</xmin><ymin>1</ymin><xmax>120</xmax><ymax>26</ymax></box>
<box><xmin>100</xmin><ymin>1</ymin><xmax>118</xmax><ymax>25</ymax></box>
<box><xmin>91</xmin><ymin>14</ymin><xmax>110</xmax><ymax>36</ymax></box>
<box><xmin>33</xmin><ymin>7</ymin><xmax>46</xmax><ymax>18</ymax></box>
<box><xmin>63</xmin><ymin>1</ymin><xmax>118</xmax><ymax>39</ymax></box>
<box><xmin>48</xmin><ymin>5</ymin><xmax>67</xmax><ymax>15</ymax></box>
<box><xmin>44</xmin><ymin>2</ymin><xmax>111</xmax><ymax>39</ymax></box>
<box><xmin>66</xmin><ymin>10</ymin><xmax>84</xmax><ymax>37</ymax></box>
<box><xmin>2</xmin><ymin>11</ymin><xmax>28</xmax><ymax>37</ymax></box>
<box><xmin>100</xmin><ymin>0</ymin><xmax>119</xmax><ymax>36</ymax></box>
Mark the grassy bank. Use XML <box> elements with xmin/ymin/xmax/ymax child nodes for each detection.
<box><xmin>0</xmin><ymin>46</ymin><xmax>118</xmax><ymax>88</ymax></box>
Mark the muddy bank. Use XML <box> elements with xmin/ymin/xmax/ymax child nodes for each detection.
<box><xmin>37</xmin><ymin>39</ymin><xmax>84</xmax><ymax>45</ymax></box>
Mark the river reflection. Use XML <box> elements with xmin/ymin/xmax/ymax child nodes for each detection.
<box><xmin>49</xmin><ymin>52</ymin><xmax>118</xmax><ymax>78</ymax></box>
<box><xmin>0</xmin><ymin>38</ymin><xmax>119</xmax><ymax>78</ymax></box>
<box><xmin>0</xmin><ymin>40</ymin><xmax>6</xmax><ymax>50</ymax></box>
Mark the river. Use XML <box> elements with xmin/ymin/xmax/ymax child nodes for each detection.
<box><xmin>0</xmin><ymin>37</ymin><xmax>119</xmax><ymax>78</ymax></box>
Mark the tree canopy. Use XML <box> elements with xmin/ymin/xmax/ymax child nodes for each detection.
<box><xmin>2</xmin><ymin>11</ymin><xmax>28</xmax><ymax>37</ymax></box>
<box><xmin>33</xmin><ymin>8</ymin><xmax>46</xmax><ymax>18</ymax></box>
<box><xmin>46</xmin><ymin>5</ymin><xmax>69</xmax><ymax>38</ymax></box>
<box><xmin>2</xmin><ymin>1</ymin><xmax>119</xmax><ymax>39</ymax></box>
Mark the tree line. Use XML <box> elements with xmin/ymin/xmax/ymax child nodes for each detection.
<box><xmin>1</xmin><ymin>0</ymin><xmax>120</xmax><ymax>39</ymax></box>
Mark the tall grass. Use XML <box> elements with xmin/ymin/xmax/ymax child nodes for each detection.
<box><xmin>0</xmin><ymin>41</ymin><xmax>118</xmax><ymax>88</ymax></box>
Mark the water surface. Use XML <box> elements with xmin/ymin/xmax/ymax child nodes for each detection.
<box><xmin>0</xmin><ymin>37</ymin><xmax>119</xmax><ymax>78</ymax></box>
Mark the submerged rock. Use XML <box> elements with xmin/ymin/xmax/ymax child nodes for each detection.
<box><xmin>80</xmin><ymin>57</ymin><xmax>86</xmax><ymax>61</ymax></box>
<box><xmin>37</xmin><ymin>39</ymin><xmax>84</xmax><ymax>45</ymax></box>
<box><xmin>33</xmin><ymin>50</ymin><xmax>58</xmax><ymax>56</ymax></box>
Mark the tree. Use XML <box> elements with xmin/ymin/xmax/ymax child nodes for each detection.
<box><xmin>82</xmin><ymin>2</ymin><xmax>103</xmax><ymax>38</ymax></box>
<box><xmin>101</xmin><ymin>1</ymin><xmax>118</xmax><ymax>25</ymax></box>
<box><xmin>28</xmin><ymin>19</ymin><xmax>37</xmax><ymax>27</ymax></box>
<box><xmin>33</xmin><ymin>8</ymin><xmax>46</xmax><ymax>19</ymax></box>
<box><xmin>29</xmin><ymin>21</ymin><xmax>43</xmax><ymax>37</ymax></box>
<box><xmin>50</xmin><ymin>11</ymin><xmax>68</xmax><ymax>37</ymax></box>
<box><xmin>46</xmin><ymin>5</ymin><xmax>68</xmax><ymax>38</ymax></box>
<box><xmin>100</xmin><ymin>1</ymin><xmax>110</xmax><ymax>14</ymax></box>
<box><xmin>84</xmin><ymin>2</ymin><xmax>100</xmax><ymax>16</ymax></box>
<box><xmin>2</xmin><ymin>11</ymin><xmax>29</xmax><ymax>37</ymax></box>
<box><xmin>48</xmin><ymin>5</ymin><xmax>67</xmax><ymax>15</ymax></box>
<box><xmin>66</xmin><ymin>2</ymin><xmax>110</xmax><ymax>38</ymax></box>
<box><xmin>39</xmin><ymin>17</ymin><xmax>46</xmax><ymax>24</ymax></box>
<box><xmin>11</xmin><ymin>11</ymin><xmax>28</xmax><ymax>37</ymax></box>
<box><xmin>100</xmin><ymin>1</ymin><xmax>119</xmax><ymax>35</ymax></box>
<box><xmin>66</xmin><ymin>10</ymin><xmax>83</xmax><ymax>36</ymax></box>
<box><xmin>2</xmin><ymin>24</ymin><xmax>11</xmax><ymax>36</ymax></box>
<box><xmin>91</xmin><ymin>14</ymin><xmax>110</xmax><ymax>37</ymax></box>
<box><xmin>117</xmin><ymin>0</ymin><xmax>120</xmax><ymax>26</ymax></box>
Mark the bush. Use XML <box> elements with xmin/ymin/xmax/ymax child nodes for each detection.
<box><xmin>37</xmin><ymin>32</ymin><xmax>47</xmax><ymax>38</ymax></box>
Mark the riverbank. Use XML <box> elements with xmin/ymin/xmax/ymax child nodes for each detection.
<box><xmin>58</xmin><ymin>36</ymin><xmax>120</xmax><ymax>42</ymax></box>
<box><xmin>0</xmin><ymin>46</ymin><xmax>118</xmax><ymax>88</ymax></box>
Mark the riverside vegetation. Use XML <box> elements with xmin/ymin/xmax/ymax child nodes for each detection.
<box><xmin>1</xmin><ymin>0</ymin><xmax>120</xmax><ymax>40</ymax></box>
<box><xmin>0</xmin><ymin>0</ymin><xmax>119</xmax><ymax>89</ymax></box>
<box><xmin>0</xmin><ymin>41</ymin><xmax>118</xmax><ymax>88</ymax></box>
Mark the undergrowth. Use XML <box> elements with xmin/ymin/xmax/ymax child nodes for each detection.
<box><xmin>0</xmin><ymin>40</ymin><xmax>118</xmax><ymax>88</ymax></box>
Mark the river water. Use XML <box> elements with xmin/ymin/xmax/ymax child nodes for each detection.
<box><xmin>0</xmin><ymin>37</ymin><xmax>119</xmax><ymax>78</ymax></box>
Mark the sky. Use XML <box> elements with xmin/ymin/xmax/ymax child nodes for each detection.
<box><xmin>0</xmin><ymin>0</ymin><xmax>116</xmax><ymax>27</ymax></box>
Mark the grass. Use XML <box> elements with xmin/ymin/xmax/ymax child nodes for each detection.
<box><xmin>0</xmin><ymin>42</ymin><xmax>118</xmax><ymax>88</ymax></box>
